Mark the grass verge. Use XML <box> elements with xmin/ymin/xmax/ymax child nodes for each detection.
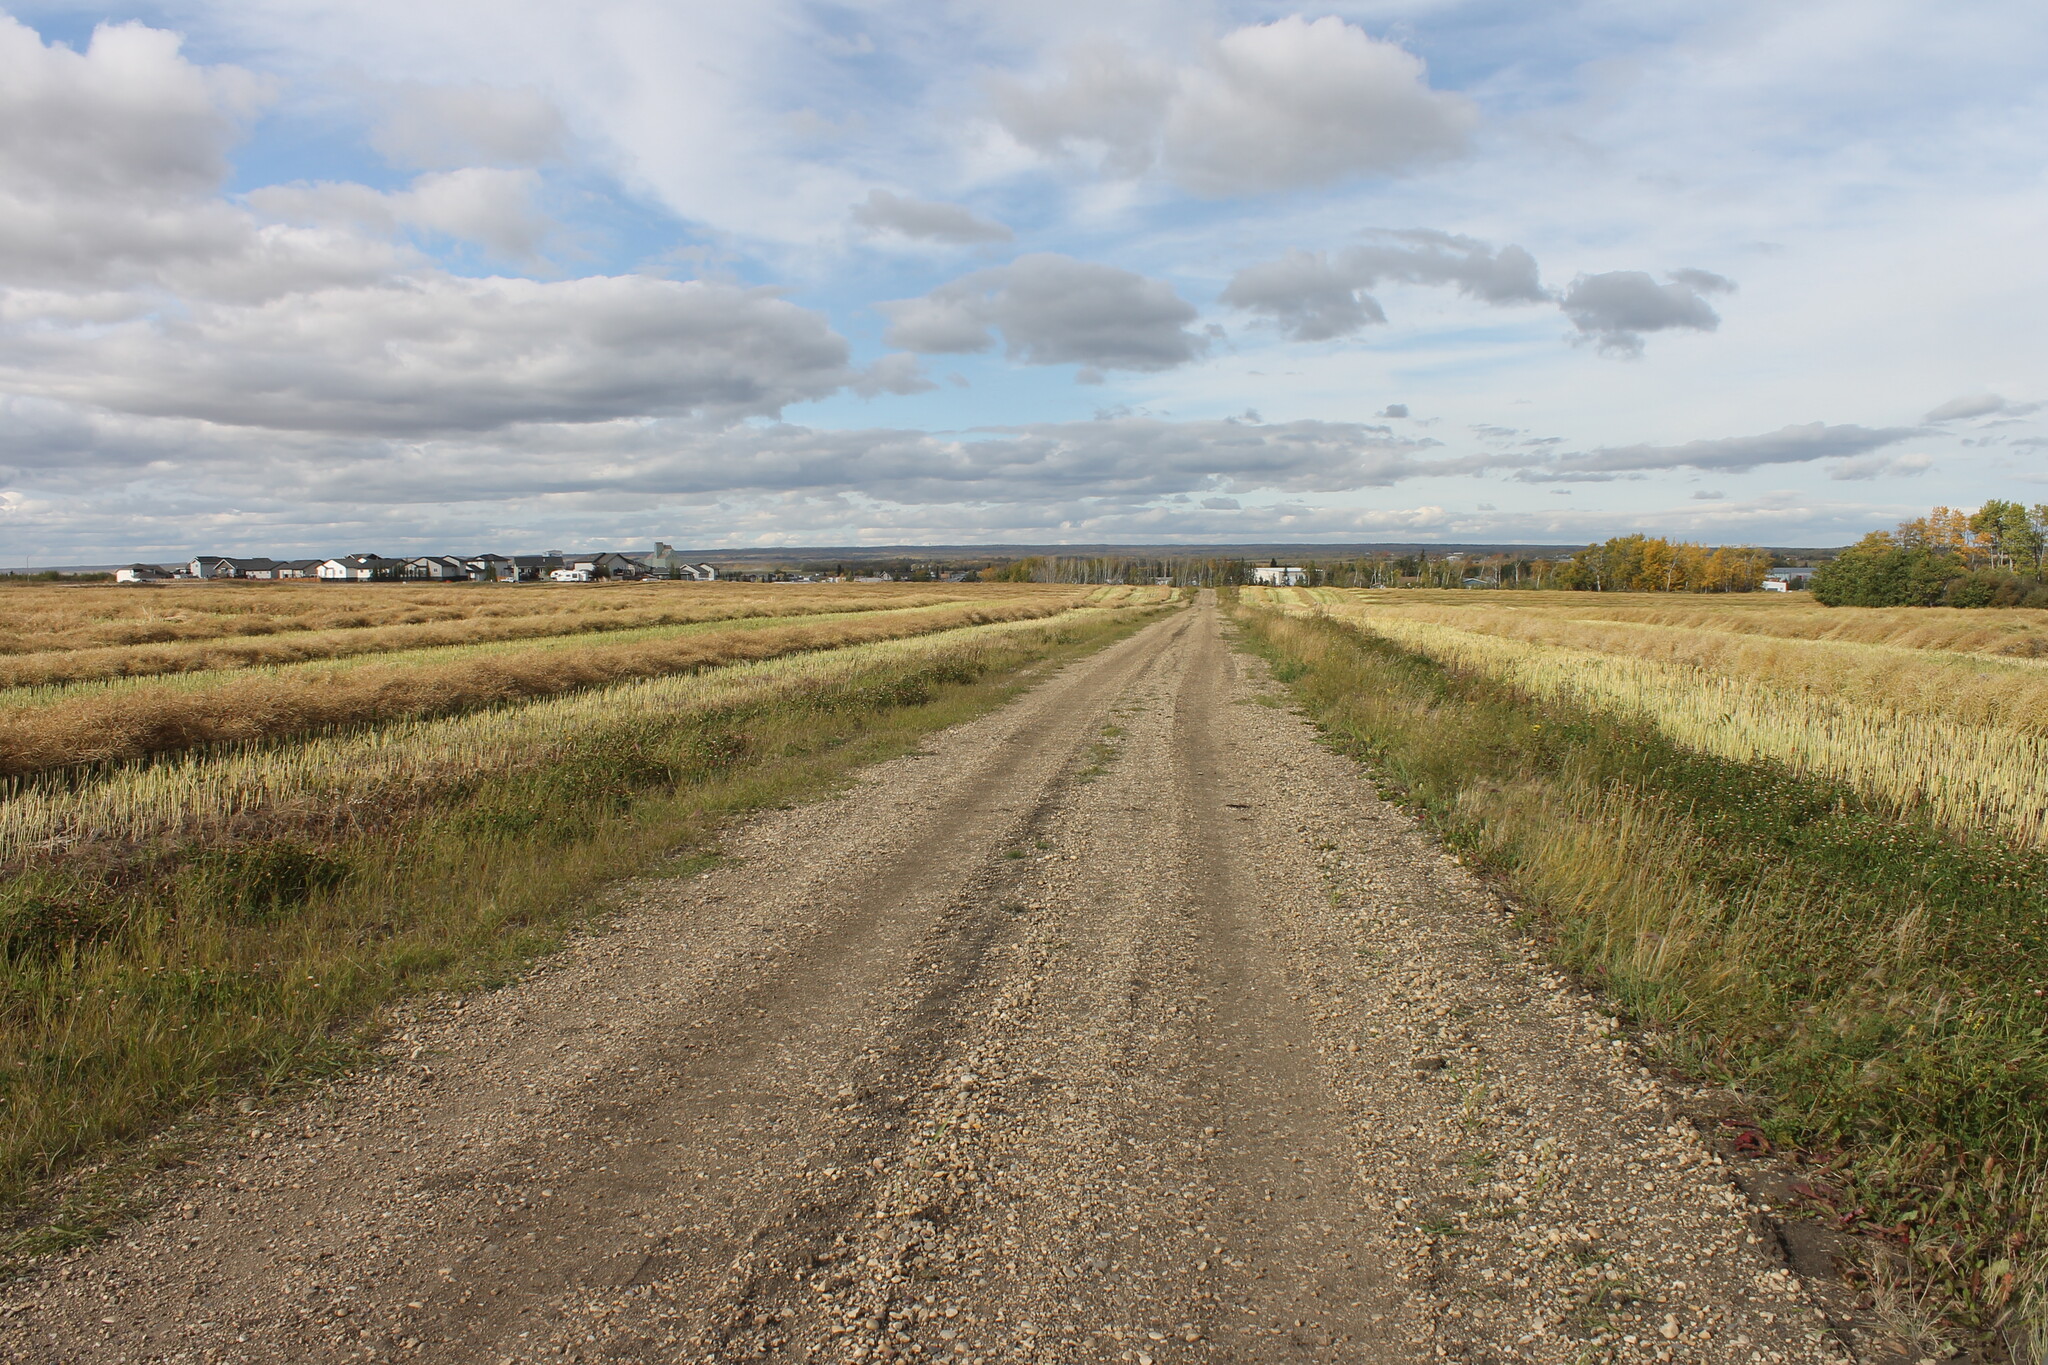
<box><xmin>0</xmin><ymin>603</ymin><xmax>1165</xmax><ymax>1264</ymax></box>
<box><xmin>1232</xmin><ymin>601</ymin><xmax>2047</xmax><ymax>1358</ymax></box>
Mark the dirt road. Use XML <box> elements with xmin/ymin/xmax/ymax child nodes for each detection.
<box><xmin>3</xmin><ymin>599</ymin><xmax>1852</xmax><ymax>1364</ymax></box>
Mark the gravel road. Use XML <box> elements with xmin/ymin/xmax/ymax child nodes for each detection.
<box><xmin>2</xmin><ymin>597</ymin><xmax>1855</xmax><ymax>1365</ymax></box>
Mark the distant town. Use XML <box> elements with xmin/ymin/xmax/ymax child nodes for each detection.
<box><xmin>86</xmin><ymin>540</ymin><xmax>1828</xmax><ymax>591</ymax></box>
<box><xmin>110</xmin><ymin>543</ymin><xmax>944</xmax><ymax>585</ymax></box>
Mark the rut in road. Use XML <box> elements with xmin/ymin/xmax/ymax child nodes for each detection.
<box><xmin>4</xmin><ymin>598</ymin><xmax>1852</xmax><ymax>1365</ymax></box>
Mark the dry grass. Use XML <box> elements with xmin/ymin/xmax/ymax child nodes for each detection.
<box><xmin>1266</xmin><ymin>588</ymin><xmax>2048</xmax><ymax>847</ymax></box>
<box><xmin>0</xmin><ymin>584</ymin><xmax>1044</xmax><ymax>687</ymax></box>
<box><xmin>0</xmin><ymin>594</ymin><xmax>1087</xmax><ymax>780</ymax></box>
<box><xmin>1309</xmin><ymin>587</ymin><xmax>2048</xmax><ymax>657</ymax></box>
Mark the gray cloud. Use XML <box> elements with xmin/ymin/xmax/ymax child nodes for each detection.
<box><xmin>1923</xmin><ymin>393</ymin><xmax>2042</xmax><ymax>422</ymax></box>
<box><xmin>1554</xmin><ymin>422</ymin><xmax>1916</xmax><ymax>474</ymax></box>
<box><xmin>1379</xmin><ymin>404</ymin><xmax>1409</xmax><ymax>418</ymax></box>
<box><xmin>1222</xmin><ymin>230</ymin><xmax>1545</xmax><ymax>340</ymax></box>
<box><xmin>881</xmin><ymin>254</ymin><xmax>1206</xmax><ymax>373</ymax></box>
<box><xmin>370</xmin><ymin>83</ymin><xmax>567</xmax><ymax>170</ymax></box>
<box><xmin>1828</xmin><ymin>452</ymin><xmax>1932</xmax><ymax>480</ymax></box>
<box><xmin>850</xmin><ymin>189</ymin><xmax>1012</xmax><ymax>244</ymax></box>
<box><xmin>1</xmin><ymin>276</ymin><xmax>855</xmax><ymax>434</ymax></box>
<box><xmin>0</xmin><ymin>17</ymin><xmax>866</xmax><ymax>438</ymax></box>
<box><xmin>1559</xmin><ymin>270</ymin><xmax>1730</xmax><ymax>356</ymax></box>
<box><xmin>1218</xmin><ymin>250</ymin><xmax>1385</xmax><ymax>341</ymax></box>
<box><xmin>249</xmin><ymin>168</ymin><xmax>554</xmax><ymax>260</ymax></box>
<box><xmin>993</xmin><ymin>17</ymin><xmax>1473</xmax><ymax>197</ymax></box>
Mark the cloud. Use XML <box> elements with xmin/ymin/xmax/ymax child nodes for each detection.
<box><xmin>1222</xmin><ymin>230</ymin><xmax>1546</xmax><ymax>340</ymax></box>
<box><xmin>1923</xmin><ymin>393</ymin><xmax>2041</xmax><ymax>422</ymax></box>
<box><xmin>0</xmin><ymin>16</ymin><xmax>866</xmax><ymax>439</ymax></box>
<box><xmin>1</xmin><ymin>276</ymin><xmax>855</xmax><ymax>435</ymax></box>
<box><xmin>249</xmin><ymin>167</ymin><xmax>554</xmax><ymax>260</ymax></box>
<box><xmin>1379</xmin><ymin>404</ymin><xmax>1409</xmax><ymax>419</ymax></box>
<box><xmin>371</xmin><ymin>83</ymin><xmax>568</xmax><ymax>169</ymax></box>
<box><xmin>1555</xmin><ymin>422</ymin><xmax>1917</xmax><ymax>474</ymax></box>
<box><xmin>1559</xmin><ymin>270</ymin><xmax>1730</xmax><ymax>356</ymax></box>
<box><xmin>1219</xmin><ymin>249</ymin><xmax>1386</xmax><ymax>341</ymax></box>
<box><xmin>851</xmin><ymin>352</ymin><xmax>937</xmax><ymax>397</ymax></box>
<box><xmin>1828</xmin><ymin>452</ymin><xmax>1933</xmax><ymax>480</ymax></box>
<box><xmin>880</xmin><ymin>253</ymin><xmax>1206</xmax><ymax>373</ymax></box>
<box><xmin>0</xmin><ymin>16</ymin><xmax>277</xmax><ymax>290</ymax></box>
<box><xmin>1665</xmin><ymin>268</ymin><xmax>1736</xmax><ymax>295</ymax></box>
<box><xmin>849</xmin><ymin>189</ymin><xmax>1012</xmax><ymax>244</ymax></box>
<box><xmin>0</xmin><ymin>17</ymin><xmax>268</xmax><ymax>203</ymax></box>
<box><xmin>992</xmin><ymin>17</ymin><xmax>1474</xmax><ymax>196</ymax></box>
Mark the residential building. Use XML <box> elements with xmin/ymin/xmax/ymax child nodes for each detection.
<box><xmin>1250</xmin><ymin>565</ymin><xmax>1309</xmax><ymax>586</ymax></box>
<box><xmin>318</xmin><ymin>554</ymin><xmax>406</xmax><ymax>581</ymax></box>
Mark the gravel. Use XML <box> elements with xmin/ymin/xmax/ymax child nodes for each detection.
<box><xmin>0</xmin><ymin>597</ymin><xmax>1854</xmax><ymax>1364</ymax></box>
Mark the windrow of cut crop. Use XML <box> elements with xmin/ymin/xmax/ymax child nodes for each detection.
<box><xmin>1232</xmin><ymin>599</ymin><xmax>2048</xmax><ymax>1356</ymax></box>
<box><xmin>0</xmin><ymin>602</ymin><xmax>1171</xmax><ymax>1253</ymax></box>
<box><xmin>0</xmin><ymin>600</ymin><xmax>1058</xmax><ymax>714</ymax></box>
<box><xmin>0</xmin><ymin>595</ymin><xmax>1088</xmax><ymax>780</ymax></box>
<box><xmin>0</xmin><ymin>586</ymin><xmax>1006</xmax><ymax>688</ymax></box>
<box><xmin>1269</xmin><ymin>594</ymin><xmax>2048</xmax><ymax>849</ymax></box>
<box><xmin>1296</xmin><ymin>592</ymin><xmax>2048</xmax><ymax>735</ymax></box>
<box><xmin>1302</xmin><ymin>586</ymin><xmax>2048</xmax><ymax>658</ymax></box>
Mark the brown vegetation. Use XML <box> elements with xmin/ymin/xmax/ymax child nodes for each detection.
<box><xmin>0</xmin><ymin>596</ymin><xmax>1083</xmax><ymax>778</ymax></box>
<box><xmin>0</xmin><ymin>584</ymin><xmax>1031</xmax><ymax>684</ymax></box>
<box><xmin>0</xmin><ymin>581</ymin><xmax>1001</xmax><ymax>654</ymax></box>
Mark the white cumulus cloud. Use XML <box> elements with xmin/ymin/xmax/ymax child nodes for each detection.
<box><xmin>993</xmin><ymin>17</ymin><xmax>1474</xmax><ymax>197</ymax></box>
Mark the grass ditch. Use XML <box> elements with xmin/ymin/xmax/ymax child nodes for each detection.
<box><xmin>1232</xmin><ymin>601</ymin><xmax>2048</xmax><ymax>1357</ymax></box>
<box><xmin>0</xmin><ymin>603</ymin><xmax>1167</xmax><ymax>1262</ymax></box>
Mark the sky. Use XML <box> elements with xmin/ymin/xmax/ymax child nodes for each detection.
<box><xmin>1</xmin><ymin>1</ymin><xmax>2045</xmax><ymax>560</ymax></box>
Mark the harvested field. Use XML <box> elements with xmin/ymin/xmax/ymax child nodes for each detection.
<box><xmin>0</xmin><ymin>589</ymin><xmax>1109</xmax><ymax>777</ymax></box>
<box><xmin>0</xmin><ymin>583</ymin><xmax>1064</xmax><ymax>688</ymax></box>
<box><xmin>1273</xmin><ymin>588</ymin><xmax>2048</xmax><ymax>846</ymax></box>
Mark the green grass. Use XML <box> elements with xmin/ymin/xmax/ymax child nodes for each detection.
<box><xmin>1233</xmin><ymin>603</ymin><xmax>2048</xmax><ymax>1352</ymax></box>
<box><xmin>0</xmin><ymin>605</ymin><xmax>1163</xmax><ymax>1263</ymax></box>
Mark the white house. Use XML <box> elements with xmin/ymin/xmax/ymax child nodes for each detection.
<box><xmin>1250</xmin><ymin>565</ymin><xmax>1308</xmax><ymax>586</ymax></box>
<box><xmin>318</xmin><ymin>554</ymin><xmax>405</xmax><ymax>581</ymax></box>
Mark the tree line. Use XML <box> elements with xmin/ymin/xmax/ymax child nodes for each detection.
<box><xmin>1812</xmin><ymin>500</ymin><xmax>2048</xmax><ymax>608</ymax></box>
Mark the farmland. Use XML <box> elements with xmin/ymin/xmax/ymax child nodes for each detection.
<box><xmin>1237</xmin><ymin>586</ymin><xmax>2048</xmax><ymax>1347</ymax></box>
<box><xmin>0</xmin><ymin>580</ymin><xmax>1171</xmax><ymax>1245</ymax></box>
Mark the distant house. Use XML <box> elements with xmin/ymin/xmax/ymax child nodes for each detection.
<box><xmin>1250</xmin><ymin>565</ymin><xmax>1308</xmax><ymax>586</ymax></box>
<box><xmin>115</xmin><ymin>563</ymin><xmax>174</xmax><ymax>584</ymax></box>
<box><xmin>463</xmin><ymin>554</ymin><xmax>512</xmax><ymax>581</ymax></box>
<box><xmin>187</xmin><ymin>555</ymin><xmax>281</xmax><ymax>580</ymax></box>
<box><xmin>318</xmin><ymin>554</ymin><xmax>405</xmax><ymax>581</ymax></box>
<box><xmin>1763</xmin><ymin>566</ymin><xmax>1816</xmax><ymax>593</ymax></box>
<box><xmin>272</xmin><ymin>559</ymin><xmax>324</xmax><ymax>579</ymax></box>
<box><xmin>403</xmin><ymin>555</ymin><xmax>470</xmax><ymax>581</ymax></box>
<box><xmin>497</xmin><ymin>554</ymin><xmax>559</xmax><ymax>583</ymax></box>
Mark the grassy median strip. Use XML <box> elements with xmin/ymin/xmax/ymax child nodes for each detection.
<box><xmin>0</xmin><ymin>602</ymin><xmax>1168</xmax><ymax>1257</ymax></box>
<box><xmin>1233</xmin><ymin>600</ymin><xmax>2047</xmax><ymax>1350</ymax></box>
